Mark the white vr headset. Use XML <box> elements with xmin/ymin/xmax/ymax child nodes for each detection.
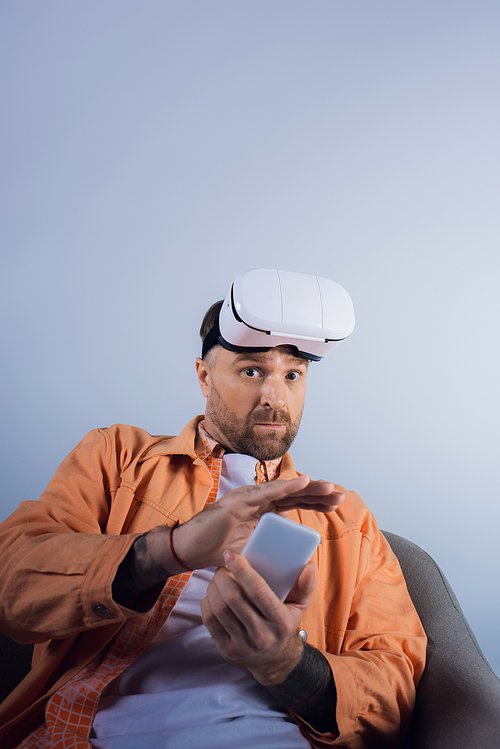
<box><xmin>202</xmin><ymin>268</ymin><xmax>355</xmax><ymax>361</ymax></box>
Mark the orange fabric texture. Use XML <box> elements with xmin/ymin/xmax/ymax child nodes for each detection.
<box><xmin>0</xmin><ymin>417</ymin><xmax>426</xmax><ymax>749</ymax></box>
<box><xmin>14</xmin><ymin>422</ymin><xmax>277</xmax><ymax>748</ymax></box>
<box><xmin>3</xmin><ymin>422</ymin><xmax>281</xmax><ymax>749</ymax></box>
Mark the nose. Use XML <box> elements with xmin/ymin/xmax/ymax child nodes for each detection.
<box><xmin>260</xmin><ymin>377</ymin><xmax>287</xmax><ymax>411</ymax></box>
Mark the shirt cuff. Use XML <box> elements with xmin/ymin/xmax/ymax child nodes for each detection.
<box><xmin>80</xmin><ymin>533</ymin><xmax>163</xmax><ymax>627</ymax></box>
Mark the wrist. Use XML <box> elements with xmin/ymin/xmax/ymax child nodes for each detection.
<box><xmin>165</xmin><ymin>517</ymin><xmax>209</xmax><ymax>571</ymax></box>
<box><xmin>146</xmin><ymin>525</ymin><xmax>188</xmax><ymax>578</ymax></box>
<box><xmin>251</xmin><ymin>637</ymin><xmax>304</xmax><ymax>687</ymax></box>
<box><xmin>260</xmin><ymin>643</ymin><xmax>330</xmax><ymax>705</ymax></box>
<box><xmin>168</xmin><ymin>521</ymin><xmax>193</xmax><ymax>571</ymax></box>
<box><xmin>112</xmin><ymin>530</ymin><xmax>177</xmax><ymax>603</ymax></box>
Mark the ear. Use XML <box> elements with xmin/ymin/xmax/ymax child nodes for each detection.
<box><xmin>195</xmin><ymin>357</ymin><xmax>211</xmax><ymax>398</ymax></box>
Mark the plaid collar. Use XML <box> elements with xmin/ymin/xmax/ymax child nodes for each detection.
<box><xmin>195</xmin><ymin>420</ymin><xmax>225</xmax><ymax>460</ymax></box>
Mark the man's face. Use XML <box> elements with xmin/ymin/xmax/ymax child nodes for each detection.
<box><xmin>196</xmin><ymin>346</ymin><xmax>308</xmax><ymax>460</ymax></box>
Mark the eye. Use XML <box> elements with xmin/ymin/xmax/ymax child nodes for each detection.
<box><xmin>286</xmin><ymin>371</ymin><xmax>300</xmax><ymax>381</ymax></box>
<box><xmin>243</xmin><ymin>367</ymin><xmax>260</xmax><ymax>378</ymax></box>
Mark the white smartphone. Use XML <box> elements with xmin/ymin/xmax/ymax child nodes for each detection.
<box><xmin>241</xmin><ymin>513</ymin><xmax>321</xmax><ymax>601</ymax></box>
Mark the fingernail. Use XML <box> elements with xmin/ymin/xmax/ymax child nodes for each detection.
<box><xmin>223</xmin><ymin>550</ymin><xmax>234</xmax><ymax>565</ymax></box>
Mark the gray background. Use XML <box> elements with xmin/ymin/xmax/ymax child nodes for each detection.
<box><xmin>1</xmin><ymin>1</ymin><xmax>499</xmax><ymax>677</ymax></box>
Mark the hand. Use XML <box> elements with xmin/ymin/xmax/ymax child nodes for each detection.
<box><xmin>172</xmin><ymin>474</ymin><xmax>344</xmax><ymax>570</ymax></box>
<box><xmin>200</xmin><ymin>550</ymin><xmax>317</xmax><ymax>686</ymax></box>
<box><xmin>114</xmin><ymin>475</ymin><xmax>344</xmax><ymax>602</ymax></box>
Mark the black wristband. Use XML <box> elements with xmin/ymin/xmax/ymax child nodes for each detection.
<box><xmin>262</xmin><ymin>643</ymin><xmax>338</xmax><ymax>735</ymax></box>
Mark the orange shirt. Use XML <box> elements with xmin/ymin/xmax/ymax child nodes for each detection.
<box><xmin>0</xmin><ymin>417</ymin><xmax>426</xmax><ymax>748</ymax></box>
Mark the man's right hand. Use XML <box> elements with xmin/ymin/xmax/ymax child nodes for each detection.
<box><xmin>113</xmin><ymin>475</ymin><xmax>344</xmax><ymax>603</ymax></box>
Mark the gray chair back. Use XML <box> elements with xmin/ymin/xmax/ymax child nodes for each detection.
<box><xmin>383</xmin><ymin>531</ymin><xmax>500</xmax><ymax>749</ymax></box>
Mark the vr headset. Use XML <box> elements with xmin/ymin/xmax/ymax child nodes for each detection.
<box><xmin>202</xmin><ymin>269</ymin><xmax>355</xmax><ymax>361</ymax></box>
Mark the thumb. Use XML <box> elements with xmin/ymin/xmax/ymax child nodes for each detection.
<box><xmin>285</xmin><ymin>561</ymin><xmax>316</xmax><ymax>606</ymax></box>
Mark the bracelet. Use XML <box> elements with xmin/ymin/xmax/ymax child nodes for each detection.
<box><xmin>168</xmin><ymin>520</ymin><xmax>193</xmax><ymax>572</ymax></box>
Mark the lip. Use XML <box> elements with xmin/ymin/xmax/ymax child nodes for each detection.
<box><xmin>254</xmin><ymin>423</ymin><xmax>286</xmax><ymax>430</ymax></box>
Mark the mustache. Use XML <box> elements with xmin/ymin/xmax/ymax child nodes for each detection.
<box><xmin>250</xmin><ymin>409</ymin><xmax>292</xmax><ymax>426</ymax></box>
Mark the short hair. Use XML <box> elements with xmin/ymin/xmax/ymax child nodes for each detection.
<box><xmin>199</xmin><ymin>300</ymin><xmax>223</xmax><ymax>359</ymax></box>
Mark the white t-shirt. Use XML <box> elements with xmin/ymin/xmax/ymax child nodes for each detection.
<box><xmin>90</xmin><ymin>453</ymin><xmax>310</xmax><ymax>749</ymax></box>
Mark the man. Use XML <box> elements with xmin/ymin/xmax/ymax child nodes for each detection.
<box><xmin>0</xmin><ymin>270</ymin><xmax>426</xmax><ymax>748</ymax></box>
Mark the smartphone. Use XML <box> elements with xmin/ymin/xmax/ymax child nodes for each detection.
<box><xmin>241</xmin><ymin>513</ymin><xmax>321</xmax><ymax>601</ymax></box>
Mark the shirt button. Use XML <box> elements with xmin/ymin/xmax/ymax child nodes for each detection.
<box><xmin>94</xmin><ymin>604</ymin><xmax>111</xmax><ymax>618</ymax></box>
<box><xmin>298</xmin><ymin>629</ymin><xmax>308</xmax><ymax>642</ymax></box>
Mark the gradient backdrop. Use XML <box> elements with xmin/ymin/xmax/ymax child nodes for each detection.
<box><xmin>1</xmin><ymin>1</ymin><xmax>499</xmax><ymax>676</ymax></box>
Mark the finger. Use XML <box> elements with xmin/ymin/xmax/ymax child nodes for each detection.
<box><xmin>253</xmin><ymin>484</ymin><xmax>345</xmax><ymax>516</ymax></box>
<box><xmin>204</xmin><ymin>571</ymin><xmax>282</xmax><ymax>661</ymax></box>
<box><xmin>224</xmin><ymin>475</ymin><xmax>344</xmax><ymax>519</ymax></box>
<box><xmin>230</xmin><ymin>474</ymin><xmax>311</xmax><ymax>510</ymax></box>
<box><xmin>221</xmin><ymin>551</ymin><xmax>289</xmax><ymax>623</ymax></box>
<box><xmin>273</xmin><ymin>493</ymin><xmax>345</xmax><ymax>512</ymax></box>
<box><xmin>275</xmin><ymin>492</ymin><xmax>344</xmax><ymax>506</ymax></box>
<box><xmin>200</xmin><ymin>593</ymin><xmax>233</xmax><ymax>645</ymax></box>
<box><xmin>278</xmin><ymin>478</ymin><xmax>344</xmax><ymax>498</ymax></box>
<box><xmin>284</xmin><ymin>561</ymin><xmax>316</xmax><ymax>606</ymax></box>
<box><xmin>205</xmin><ymin>568</ymin><xmax>261</xmax><ymax>639</ymax></box>
<box><xmin>271</xmin><ymin>480</ymin><xmax>345</xmax><ymax>506</ymax></box>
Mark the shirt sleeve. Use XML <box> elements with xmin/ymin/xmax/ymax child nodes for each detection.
<box><xmin>0</xmin><ymin>428</ymin><xmax>158</xmax><ymax>643</ymax></box>
<box><xmin>292</xmin><ymin>509</ymin><xmax>427</xmax><ymax>749</ymax></box>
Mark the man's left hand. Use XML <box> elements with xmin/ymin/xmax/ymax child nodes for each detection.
<box><xmin>200</xmin><ymin>551</ymin><xmax>316</xmax><ymax>686</ymax></box>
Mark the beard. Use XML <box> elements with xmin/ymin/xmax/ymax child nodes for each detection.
<box><xmin>205</xmin><ymin>384</ymin><xmax>303</xmax><ymax>460</ymax></box>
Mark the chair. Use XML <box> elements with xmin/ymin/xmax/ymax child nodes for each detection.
<box><xmin>1</xmin><ymin>533</ymin><xmax>500</xmax><ymax>747</ymax></box>
<box><xmin>382</xmin><ymin>531</ymin><xmax>500</xmax><ymax>749</ymax></box>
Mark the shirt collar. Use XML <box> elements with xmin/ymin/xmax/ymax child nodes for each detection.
<box><xmin>195</xmin><ymin>420</ymin><xmax>225</xmax><ymax>460</ymax></box>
